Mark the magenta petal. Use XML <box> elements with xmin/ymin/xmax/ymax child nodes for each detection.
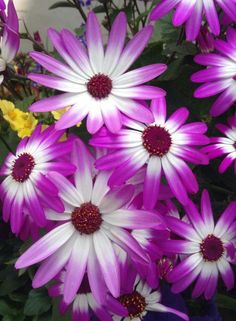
<box><xmin>173</xmin><ymin>0</ymin><xmax>196</xmax><ymax>26</ymax></box>
<box><xmin>150</xmin><ymin>0</ymin><xmax>179</xmax><ymax>21</ymax></box>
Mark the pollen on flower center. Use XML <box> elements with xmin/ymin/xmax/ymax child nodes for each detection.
<box><xmin>142</xmin><ymin>125</ymin><xmax>172</xmax><ymax>156</ymax></box>
<box><xmin>87</xmin><ymin>73</ymin><xmax>112</xmax><ymax>99</ymax></box>
<box><xmin>200</xmin><ymin>234</ymin><xmax>224</xmax><ymax>261</ymax></box>
<box><xmin>12</xmin><ymin>153</ymin><xmax>35</xmax><ymax>182</ymax></box>
<box><xmin>71</xmin><ymin>202</ymin><xmax>102</xmax><ymax>234</ymax></box>
<box><xmin>119</xmin><ymin>291</ymin><xmax>146</xmax><ymax>319</ymax></box>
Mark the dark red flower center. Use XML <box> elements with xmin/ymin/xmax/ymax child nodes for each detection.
<box><xmin>87</xmin><ymin>73</ymin><xmax>112</xmax><ymax>99</ymax></box>
<box><xmin>12</xmin><ymin>153</ymin><xmax>35</xmax><ymax>182</ymax></box>
<box><xmin>119</xmin><ymin>291</ymin><xmax>146</xmax><ymax>319</ymax></box>
<box><xmin>200</xmin><ymin>234</ymin><xmax>224</xmax><ymax>261</ymax></box>
<box><xmin>71</xmin><ymin>202</ymin><xmax>102</xmax><ymax>234</ymax></box>
<box><xmin>142</xmin><ymin>125</ymin><xmax>172</xmax><ymax>156</ymax></box>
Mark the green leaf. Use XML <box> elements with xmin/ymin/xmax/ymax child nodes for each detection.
<box><xmin>15</xmin><ymin>95</ymin><xmax>35</xmax><ymax>112</ymax></box>
<box><xmin>158</xmin><ymin>58</ymin><xmax>184</xmax><ymax>81</ymax></box>
<box><xmin>216</xmin><ymin>294</ymin><xmax>236</xmax><ymax>312</ymax></box>
<box><xmin>93</xmin><ymin>5</ymin><xmax>106</xmax><ymax>13</ymax></box>
<box><xmin>49</xmin><ymin>1</ymin><xmax>75</xmax><ymax>9</ymax></box>
<box><xmin>24</xmin><ymin>289</ymin><xmax>51</xmax><ymax>316</ymax></box>
<box><xmin>0</xmin><ymin>300</ymin><xmax>16</xmax><ymax>316</ymax></box>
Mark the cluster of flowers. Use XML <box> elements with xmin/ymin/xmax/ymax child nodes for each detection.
<box><xmin>0</xmin><ymin>1</ymin><xmax>236</xmax><ymax>320</ymax></box>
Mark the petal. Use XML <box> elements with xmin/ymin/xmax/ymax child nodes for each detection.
<box><xmin>15</xmin><ymin>222</ymin><xmax>74</xmax><ymax>268</ymax></box>
<box><xmin>201</xmin><ymin>189</ymin><xmax>215</xmax><ymax>233</ymax></box>
<box><xmin>93</xmin><ymin>230</ymin><xmax>120</xmax><ymax>297</ymax></box>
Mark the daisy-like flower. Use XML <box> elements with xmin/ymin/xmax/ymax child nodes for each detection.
<box><xmin>0</xmin><ymin>0</ymin><xmax>19</xmax><ymax>84</ymax></box>
<box><xmin>28</xmin><ymin>12</ymin><xmax>166</xmax><ymax>134</ymax></box>
<box><xmin>113</xmin><ymin>270</ymin><xmax>189</xmax><ymax>321</ymax></box>
<box><xmin>149</xmin><ymin>0</ymin><xmax>236</xmax><ymax>41</ymax></box>
<box><xmin>0</xmin><ymin>125</ymin><xmax>75</xmax><ymax>234</ymax></box>
<box><xmin>192</xmin><ymin>27</ymin><xmax>236</xmax><ymax>116</ymax></box>
<box><xmin>90</xmin><ymin>97</ymin><xmax>209</xmax><ymax>208</ymax></box>
<box><xmin>48</xmin><ymin>272</ymin><xmax>128</xmax><ymax>321</ymax></box>
<box><xmin>202</xmin><ymin>114</ymin><xmax>236</xmax><ymax>174</ymax></box>
<box><xmin>158</xmin><ymin>190</ymin><xmax>236</xmax><ymax>299</ymax></box>
<box><xmin>15</xmin><ymin>140</ymin><xmax>162</xmax><ymax>305</ymax></box>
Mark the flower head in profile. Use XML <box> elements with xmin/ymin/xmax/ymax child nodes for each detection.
<box><xmin>113</xmin><ymin>269</ymin><xmax>189</xmax><ymax>321</ymax></box>
<box><xmin>28</xmin><ymin>11</ymin><xmax>166</xmax><ymax>134</ymax></box>
<box><xmin>0</xmin><ymin>125</ymin><xmax>75</xmax><ymax>234</ymax></box>
<box><xmin>0</xmin><ymin>0</ymin><xmax>20</xmax><ymax>84</ymax></box>
<box><xmin>149</xmin><ymin>0</ymin><xmax>236</xmax><ymax>41</ymax></box>
<box><xmin>91</xmin><ymin>97</ymin><xmax>209</xmax><ymax>208</ymax></box>
<box><xmin>15</xmin><ymin>140</ymin><xmax>161</xmax><ymax>305</ymax></box>
<box><xmin>192</xmin><ymin>27</ymin><xmax>236</xmax><ymax>117</ymax></box>
<box><xmin>48</xmin><ymin>272</ymin><xmax>127</xmax><ymax>321</ymax></box>
<box><xmin>159</xmin><ymin>190</ymin><xmax>236</xmax><ymax>299</ymax></box>
<box><xmin>202</xmin><ymin>114</ymin><xmax>236</xmax><ymax>174</ymax></box>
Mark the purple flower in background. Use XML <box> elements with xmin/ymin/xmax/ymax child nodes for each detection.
<box><xmin>202</xmin><ymin>114</ymin><xmax>236</xmax><ymax>174</ymax></box>
<box><xmin>149</xmin><ymin>0</ymin><xmax>236</xmax><ymax>41</ymax></box>
<box><xmin>0</xmin><ymin>125</ymin><xmax>75</xmax><ymax>234</ymax></box>
<box><xmin>15</xmin><ymin>140</ymin><xmax>160</xmax><ymax>305</ymax></box>
<box><xmin>91</xmin><ymin>97</ymin><xmax>209</xmax><ymax>207</ymax></box>
<box><xmin>28</xmin><ymin>12</ymin><xmax>166</xmax><ymax>134</ymax></box>
<box><xmin>79</xmin><ymin>0</ymin><xmax>91</xmax><ymax>6</ymax></box>
<box><xmin>0</xmin><ymin>0</ymin><xmax>5</xmax><ymax>10</ymax></box>
<box><xmin>159</xmin><ymin>190</ymin><xmax>236</xmax><ymax>299</ymax></box>
<box><xmin>113</xmin><ymin>269</ymin><xmax>189</xmax><ymax>321</ymax></box>
<box><xmin>48</xmin><ymin>272</ymin><xmax>127</xmax><ymax>321</ymax></box>
<box><xmin>197</xmin><ymin>26</ymin><xmax>214</xmax><ymax>54</ymax></box>
<box><xmin>0</xmin><ymin>0</ymin><xmax>19</xmax><ymax>83</ymax></box>
<box><xmin>192</xmin><ymin>27</ymin><xmax>236</xmax><ymax>117</ymax></box>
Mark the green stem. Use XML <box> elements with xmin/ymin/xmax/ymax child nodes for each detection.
<box><xmin>0</xmin><ymin>135</ymin><xmax>14</xmax><ymax>153</ymax></box>
<box><xmin>72</xmin><ymin>0</ymin><xmax>87</xmax><ymax>22</ymax></box>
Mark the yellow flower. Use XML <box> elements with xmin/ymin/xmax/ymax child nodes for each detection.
<box><xmin>17</xmin><ymin>113</ymin><xmax>38</xmax><ymax>138</ymax></box>
<box><xmin>52</xmin><ymin>107</ymin><xmax>81</xmax><ymax>127</ymax></box>
<box><xmin>0</xmin><ymin>100</ymin><xmax>38</xmax><ymax>138</ymax></box>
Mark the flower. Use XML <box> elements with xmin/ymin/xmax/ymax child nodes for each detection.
<box><xmin>48</xmin><ymin>272</ymin><xmax>127</xmax><ymax>321</ymax></box>
<box><xmin>0</xmin><ymin>0</ymin><xmax>19</xmax><ymax>84</ymax></box>
<box><xmin>158</xmin><ymin>190</ymin><xmax>236</xmax><ymax>299</ymax></box>
<box><xmin>51</xmin><ymin>107</ymin><xmax>81</xmax><ymax>127</ymax></box>
<box><xmin>17</xmin><ymin>113</ymin><xmax>38</xmax><ymax>138</ymax></box>
<box><xmin>90</xmin><ymin>97</ymin><xmax>209</xmax><ymax>208</ymax></box>
<box><xmin>202</xmin><ymin>114</ymin><xmax>236</xmax><ymax>174</ymax></box>
<box><xmin>196</xmin><ymin>26</ymin><xmax>214</xmax><ymax>54</ymax></box>
<box><xmin>191</xmin><ymin>27</ymin><xmax>236</xmax><ymax>117</ymax></box>
<box><xmin>113</xmin><ymin>270</ymin><xmax>189</xmax><ymax>321</ymax></box>
<box><xmin>149</xmin><ymin>0</ymin><xmax>236</xmax><ymax>41</ymax></box>
<box><xmin>28</xmin><ymin>12</ymin><xmax>166</xmax><ymax>134</ymax></box>
<box><xmin>15</xmin><ymin>140</ymin><xmax>161</xmax><ymax>305</ymax></box>
<box><xmin>0</xmin><ymin>100</ymin><xmax>38</xmax><ymax>137</ymax></box>
<box><xmin>0</xmin><ymin>124</ymin><xmax>75</xmax><ymax>234</ymax></box>
<box><xmin>0</xmin><ymin>0</ymin><xmax>6</xmax><ymax>10</ymax></box>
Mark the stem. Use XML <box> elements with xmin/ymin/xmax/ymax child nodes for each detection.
<box><xmin>0</xmin><ymin>135</ymin><xmax>14</xmax><ymax>153</ymax></box>
<box><xmin>72</xmin><ymin>0</ymin><xmax>87</xmax><ymax>22</ymax></box>
<box><xmin>4</xmin><ymin>82</ymin><xmax>23</xmax><ymax>100</ymax></box>
<box><xmin>103</xmin><ymin>1</ymin><xmax>111</xmax><ymax>30</ymax></box>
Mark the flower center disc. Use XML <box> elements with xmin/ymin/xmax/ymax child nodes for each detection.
<box><xmin>12</xmin><ymin>153</ymin><xmax>35</xmax><ymax>182</ymax></box>
<box><xmin>142</xmin><ymin>125</ymin><xmax>172</xmax><ymax>156</ymax></box>
<box><xmin>200</xmin><ymin>234</ymin><xmax>224</xmax><ymax>261</ymax></box>
<box><xmin>71</xmin><ymin>202</ymin><xmax>102</xmax><ymax>234</ymax></box>
<box><xmin>87</xmin><ymin>73</ymin><xmax>112</xmax><ymax>99</ymax></box>
<box><xmin>119</xmin><ymin>291</ymin><xmax>146</xmax><ymax>319</ymax></box>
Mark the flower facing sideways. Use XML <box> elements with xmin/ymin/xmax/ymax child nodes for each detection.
<box><xmin>202</xmin><ymin>114</ymin><xmax>236</xmax><ymax>174</ymax></box>
<box><xmin>28</xmin><ymin>11</ymin><xmax>166</xmax><ymax>134</ymax></box>
<box><xmin>15</xmin><ymin>140</ymin><xmax>162</xmax><ymax>305</ymax></box>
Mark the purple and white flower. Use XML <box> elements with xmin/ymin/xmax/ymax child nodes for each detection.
<box><xmin>28</xmin><ymin>12</ymin><xmax>166</xmax><ymax>134</ymax></box>
<box><xmin>159</xmin><ymin>190</ymin><xmax>236</xmax><ymax>299</ymax></box>
<box><xmin>0</xmin><ymin>0</ymin><xmax>19</xmax><ymax>84</ymax></box>
<box><xmin>0</xmin><ymin>125</ymin><xmax>75</xmax><ymax>234</ymax></box>
<box><xmin>15</xmin><ymin>140</ymin><xmax>162</xmax><ymax>305</ymax></box>
<box><xmin>90</xmin><ymin>97</ymin><xmax>209</xmax><ymax>207</ymax></box>
<box><xmin>149</xmin><ymin>0</ymin><xmax>236</xmax><ymax>41</ymax></box>
<box><xmin>113</xmin><ymin>270</ymin><xmax>189</xmax><ymax>321</ymax></box>
<box><xmin>48</xmin><ymin>272</ymin><xmax>127</xmax><ymax>321</ymax></box>
<box><xmin>202</xmin><ymin>114</ymin><xmax>236</xmax><ymax>174</ymax></box>
<box><xmin>192</xmin><ymin>27</ymin><xmax>236</xmax><ymax>116</ymax></box>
